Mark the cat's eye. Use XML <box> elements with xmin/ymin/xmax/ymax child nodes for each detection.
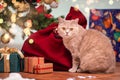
<box><xmin>62</xmin><ymin>27</ymin><xmax>65</xmax><ymax>30</ymax></box>
<box><xmin>70</xmin><ymin>28</ymin><xmax>73</xmax><ymax>31</ymax></box>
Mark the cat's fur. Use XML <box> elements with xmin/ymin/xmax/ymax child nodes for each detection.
<box><xmin>57</xmin><ymin>17</ymin><xmax>116</xmax><ymax>73</ymax></box>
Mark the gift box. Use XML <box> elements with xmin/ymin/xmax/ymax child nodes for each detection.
<box><xmin>0</xmin><ymin>52</ymin><xmax>23</xmax><ymax>72</ymax></box>
<box><xmin>89</xmin><ymin>9</ymin><xmax>120</xmax><ymax>62</ymax></box>
<box><xmin>33</xmin><ymin>63</ymin><xmax>53</xmax><ymax>74</ymax></box>
<box><xmin>24</xmin><ymin>57</ymin><xmax>44</xmax><ymax>73</ymax></box>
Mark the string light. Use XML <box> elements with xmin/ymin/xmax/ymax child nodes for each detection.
<box><xmin>109</xmin><ymin>0</ymin><xmax>114</xmax><ymax>5</ymax></box>
<box><xmin>72</xmin><ymin>0</ymin><xmax>77</xmax><ymax>2</ymax></box>
<box><xmin>84</xmin><ymin>7</ymin><xmax>89</xmax><ymax>13</ymax></box>
<box><xmin>86</xmin><ymin>0</ymin><xmax>94</xmax><ymax>5</ymax></box>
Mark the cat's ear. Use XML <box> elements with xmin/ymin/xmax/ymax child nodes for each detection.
<box><xmin>74</xmin><ymin>18</ymin><xmax>79</xmax><ymax>23</ymax></box>
<box><xmin>58</xmin><ymin>17</ymin><xmax>64</xmax><ymax>23</ymax></box>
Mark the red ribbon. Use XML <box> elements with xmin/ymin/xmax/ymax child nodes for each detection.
<box><xmin>34</xmin><ymin>66</ymin><xmax>53</xmax><ymax>73</ymax></box>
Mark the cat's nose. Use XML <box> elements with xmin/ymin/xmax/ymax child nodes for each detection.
<box><xmin>65</xmin><ymin>32</ymin><xmax>69</xmax><ymax>36</ymax></box>
<box><xmin>65</xmin><ymin>30</ymin><xmax>69</xmax><ymax>36</ymax></box>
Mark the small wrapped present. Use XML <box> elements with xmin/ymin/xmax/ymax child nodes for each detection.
<box><xmin>0</xmin><ymin>47</ymin><xmax>24</xmax><ymax>72</ymax></box>
<box><xmin>24</xmin><ymin>57</ymin><xmax>44</xmax><ymax>73</ymax></box>
<box><xmin>33</xmin><ymin>63</ymin><xmax>53</xmax><ymax>74</ymax></box>
<box><xmin>0</xmin><ymin>53</ymin><xmax>24</xmax><ymax>72</ymax></box>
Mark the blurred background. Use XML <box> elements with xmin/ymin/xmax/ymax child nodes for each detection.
<box><xmin>51</xmin><ymin>0</ymin><xmax>120</xmax><ymax>27</ymax></box>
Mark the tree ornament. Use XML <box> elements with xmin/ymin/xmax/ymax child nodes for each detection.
<box><xmin>22</xmin><ymin>19</ymin><xmax>33</xmax><ymax>39</ymax></box>
<box><xmin>12</xmin><ymin>0</ymin><xmax>16</xmax><ymax>3</ymax></box>
<box><xmin>0</xmin><ymin>0</ymin><xmax>7</xmax><ymax>13</ymax></box>
<box><xmin>50</xmin><ymin>1</ymin><xmax>58</xmax><ymax>8</ymax></box>
<box><xmin>0</xmin><ymin>18</ymin><xmax>3</xmax><ymax>24</ymax></box>
<box><xmin>23</xmin><ymin>19</ymin><xmax>32</xmax><ymax>36</ymax></box>
<box><xmin>44</xmin><ymin>13</ymin><xmax>53</xmax><ymax>18</ymax></box>
<box><xmin>10</xmin><ymin>13</ymin><xmax>17</xmax><ymax>23</ymax></box>
<box><xmin>43</xmin><ymin>0</ymin><xmax>54</xmax><ymax>4</ymax></box>
<box><xmin>11</xmin><ymin>0</ymin><xmax>30</xmax><ymax>18</ymax></box>
<box><xmin>35</xmin><ymin>4</ymin><xmax>47</xmax><ymax>14</ymax></box>
<box><xmin>37</xmin><ymin>0</ymin><xmax>42</xmax><ymax>3</ymax></box>
<box><xmin>0</xmin><ymin>33</ymin><xmax>11</xmax><ymax>44</ymax></box>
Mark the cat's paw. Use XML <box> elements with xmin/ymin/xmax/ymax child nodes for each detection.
<box><xmin>77</xmin><ymin>68</ymin><xmax>83</xmax><ymax>73</ymax></box>
<box><xmin>68</xmin><ymin>68</ymin><xmax>77</xmax><ymax>73</ymax></box>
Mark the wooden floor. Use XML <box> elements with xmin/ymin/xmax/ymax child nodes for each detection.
<box><xmin>0</xmin><ymin>63</ymin><xmax>120</xmax><ymax>80</ymax></box>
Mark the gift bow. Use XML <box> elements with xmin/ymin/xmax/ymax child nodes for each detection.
<box><xmin>0</xmin><ymin>46</ymin><xmax>24</xmax><ymax>59</ymax></box>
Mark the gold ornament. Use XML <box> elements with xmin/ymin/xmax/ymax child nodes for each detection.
<box><xmin>0</xmin><ymin>18</ymin><xmax>3</xmax><ymax>24</ymax></box>
<box><xmin>29</xmin><ymin>38</ymin><xmax>34</xmax><ymax>44</ymax></box>
<box><xmin>43</xmin><ymin>0</ymin><xmax>54</xmax><ymax>4</ymax></box>
<box><xmin>12</xmin><ymin>0</ymin><xmax>16</xmax><ymax>3</ymax></box>
<box><xmin>0</xmin><ymin>33</ymin><xmax>11</xmax><ymax>44</ymax></box>
<box><xmin>11</xmin><ymin>13</ymin><xmax>17</xmax><ymax>23</ymax></box>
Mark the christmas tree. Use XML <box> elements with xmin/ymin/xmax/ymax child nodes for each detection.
<box><xmin>0</xmin><ymin>0</ymin><xmax>59</xmax><ymax>44</ymax></box>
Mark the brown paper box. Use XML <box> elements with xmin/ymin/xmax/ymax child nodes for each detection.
<box><xmin>24</xmin><ymin>57</ymin><xmax>44</xmax><ymax>73</ymax></box>
<box><xmin>33</xmin><ymin>63</ymin><xmax>53</xmax><ymax>74</ymax></box>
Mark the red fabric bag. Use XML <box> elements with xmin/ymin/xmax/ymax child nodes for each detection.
<box><xmin>22</xmin><ymin>7</ymin><xmax>87</xmax><ymax>71</ymax></box>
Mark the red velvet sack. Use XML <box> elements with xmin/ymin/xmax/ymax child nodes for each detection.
<box><xmin>22</xmin><ymin>7</ymin><xmax>87</xmax><ymax>71</ymax></box>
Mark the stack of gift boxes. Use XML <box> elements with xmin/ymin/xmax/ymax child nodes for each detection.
<box><xmin>0</xmin><ymin>47</ymin><xmax>53</xmax><ymax>74</ymax></box>
<box><xmin>24</xmin><ymin>57</ymin><xmax>53</xmax><ymax>74</ymax></box>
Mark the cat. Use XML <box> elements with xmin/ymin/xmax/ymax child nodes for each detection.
<box><xmin>57</xmin><ymin>17</ymin><xmax>116</xmax><ymax>73</ymax></box>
